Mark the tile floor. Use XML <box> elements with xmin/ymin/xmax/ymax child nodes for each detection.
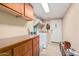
<box><xmin>40</xmin><ymin>43</ymin><xmax>62</xmax><ymax>56</ymax></box>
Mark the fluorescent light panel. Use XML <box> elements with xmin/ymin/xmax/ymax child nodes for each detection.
<box><xmin>41</xmin><ymin>3</ymin><xmax>50</xmax><ymax>13</ymax></box>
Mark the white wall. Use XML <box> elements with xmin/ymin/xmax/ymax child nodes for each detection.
<box><xmin>63</xmin><ymin>4</ymin><xmax>79</xmax><ymax>51</ymax></box>
<box><xmin>0</xmin><ymin>11</ymin><xmax>33</xmax><ymax>39</ymax></box>
<box><xmin>45</xmin><ymin>19</ymin><xmax>62</xmax><ymax>43</ymax></box>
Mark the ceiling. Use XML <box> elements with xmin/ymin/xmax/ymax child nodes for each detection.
<box><xmin>31</xmin><ymin>3</ymin><xmax>71</xmax><ymax>20</ymax></box>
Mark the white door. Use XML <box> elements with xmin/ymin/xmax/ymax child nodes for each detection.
<box><xmin>48</xmin><ymin>20</ymin><xmax>62</xmax><ymax>43</ymax></box>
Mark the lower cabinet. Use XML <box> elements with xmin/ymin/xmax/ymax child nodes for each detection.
<box><xmin>0</xmin><ymin>36</ymin><xmax>39</xmax><ymax>56</ymax></box>
<box><xmin>13</xmin><ymin>40</ymin><xmax>32</xmax><ymax>56</ymax></box>
<box><xmin>13</xmin><ymin>36</ymin><xmax>39</xmax><ymax>56</ymax></box>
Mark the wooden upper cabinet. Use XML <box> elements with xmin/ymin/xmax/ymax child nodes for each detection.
<box><xmin>25</xmin><ymin>3</ymin><xmax>33</xmax><ymax>20</ymax></box>
<box><xmin>3</xmin><ymin>3</ymin><xmax>24</xmax><ymax>15</ymax></box>
<box><xmin>0</xmin><ymin>3</ymin><xmax>33</xmax><ymax>21</ymax></box>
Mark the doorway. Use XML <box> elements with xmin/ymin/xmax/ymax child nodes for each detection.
<box><xmin>47</xmin><ymin>20</ymin><xmax>62</xmax><ymax>43</ymax></box>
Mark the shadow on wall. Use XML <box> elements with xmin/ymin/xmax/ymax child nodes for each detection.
<box><xmin>0</xmin><ymin>11</ymin><xmax>27</xmax><ymax>27</ymax></box>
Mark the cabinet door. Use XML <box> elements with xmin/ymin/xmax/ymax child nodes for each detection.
<box><xmin>24</xmin><ymin>49</ymin><xmax>32</xmax><ymax>56</ymax></box>
<box><xmin>33</xmin><ymin>37</ymin><xmax>39</xmax><ymax>46</ymax></box>
<box><xmin>13</xmin><ymin>40</ymin><xmax>32</xmax><ymax>56</ymax></box>
<box><xmin>25</xmin><ymin>3</ymin><xmax>33</xmax><ymax>20</ymax></box>
<box><xmin>26</xmin><ymin>40</ymin><xmax>32</xmax><ymax>51</ymax></box>
<box><xmin>0</xmin><ymin>50</ymin><xmax>12</xmax><ymax>56</ymax></box>
<box><xmin>33</xmin><ymin>36</ymin><xmax>39</xmax><ymax>56</ymax></box>
<box><xmin>33</xmin><ymin>45</ymin><xmax>39</xmax><ymax>56</ymax></box>
<box><xmin>13</xmin><ymin>43</ymin><xmax>26</xmax><ymax>56</ymax></box>
<box><xmin>3</xmin><ymin>3</ymin><xmax>24</xmax><ymax>15</ymax></box>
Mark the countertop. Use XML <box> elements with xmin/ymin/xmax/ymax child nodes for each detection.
<box><xmin>0</xmin><ymin>35</ymin><xmax>39</xmax><ymax>52</ymax></box>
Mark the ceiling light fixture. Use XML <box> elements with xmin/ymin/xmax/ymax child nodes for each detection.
<box><xmin>41</xmin><ymin>3</ymin><xmax>50</xmax><ymax>13</ymax></box>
